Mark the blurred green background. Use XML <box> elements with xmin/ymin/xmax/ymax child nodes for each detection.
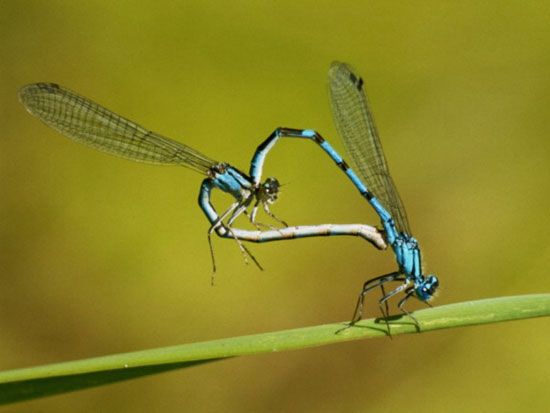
<box><xmin>1</xmin><ymin>1</ymin><xmax>549</xmax><ymax>411</ymax></box>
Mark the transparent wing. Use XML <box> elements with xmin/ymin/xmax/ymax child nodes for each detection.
<box><xmin>19</xmin><ymin>83</ymin><xmax>216</xmax><ymax>174</ymax></box>
<box><xmin>328</xmin><ymin>62</ymin><xmax>411</xmax><ymax>234</ymax></box>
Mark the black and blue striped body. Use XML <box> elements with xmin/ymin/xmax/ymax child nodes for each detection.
<box><xmin>249</xmin><ymin>127</ymin><xmax>437</xmax><ymax>306</ymax></box>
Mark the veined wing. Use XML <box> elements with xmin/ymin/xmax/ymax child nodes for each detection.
<box><xmin>328</xmin><ymin>62</ymin><xmax>411</xmax><ymax>234</ymax></box>
<box><xmin>19</xmin><ymin>83</ymin><xmax>216</xmax><ymax>174</ymax></box>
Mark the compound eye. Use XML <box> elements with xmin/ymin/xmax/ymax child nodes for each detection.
<box><xmin>264</xmin><ymin>178</ymin><xmax>280</xmax><ymax>193</ymax></box>
<box><xmin>260</xmin><ymin>178</ymin><xmax>281</xmax><ymax>203</ymax></box>
<box><xmin>268</xmin><ymin>177</ymin><xmax>279</xmax><ymax>187</ymax></box>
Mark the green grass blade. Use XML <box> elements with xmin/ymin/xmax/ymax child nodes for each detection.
<box><xmin>0</xmin><ymin>294</ymin><xmax>548</xmax><ymax>405</ymax></box>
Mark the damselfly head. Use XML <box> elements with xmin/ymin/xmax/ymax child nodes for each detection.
<box><xmin>259</xmin><ymin>177</ymin><xmax>281</xmax><ymax>204</ymax></box>
<box><xmin>415</xmin><ymin>275</ymin><xmax>439</xmax><ymax>301</ymax></box>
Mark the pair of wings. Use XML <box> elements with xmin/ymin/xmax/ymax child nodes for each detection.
<box><xmin>329</xmin><ymin>62</ymin><xmax>410</xmax><ymax>234</ymax></box>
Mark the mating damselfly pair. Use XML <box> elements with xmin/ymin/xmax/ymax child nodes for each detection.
<box><xmin>19</xmin><ymin>62</ymin><xmax>438</xmax><ymax>328</ymax></box>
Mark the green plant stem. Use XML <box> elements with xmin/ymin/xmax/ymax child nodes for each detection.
<box><xmin>0</xmin><ymin>294</ymin><xmax>548</xmax><ymax>405</ymax></box>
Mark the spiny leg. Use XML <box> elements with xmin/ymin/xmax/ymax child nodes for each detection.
<box><xmin>350</xmin><ymin>272</ymin><xmax>402</xmax><ymax>325</ymax></box>
<box><xmin>245</xmin><ymin>202</ymin><xmax>276</xmax><ymax>231</ymax></box>
<box><xmin>208</xmin><ymin>222</ymin><xmax>264</xmax><ymax>282</ymax></box>
<box><xmin>248</xmin><ymin>201</ymin><xmax>262</xmax><ymax>228</ymax></box>
<box><xmin>208</xmin><ymin>200</ymin><xmax>263</xmax><ymax>282</ymax></box>
<box><xmin>378</xmin><ymin>280</ymin><xmax>411</xmax><ymax>336</ymax></box>
<box><xmin>397</xmin><ymin>287</ymin><xmax>421</xmax><ymax>332</ymax></box>
<box><xmin>226</xmin><ymin>226</ymin><xmax>264</xmax><ymax>270</ymax></box>
<box><xmin>226</xmin><ymin>204</ymin><xmax>250</xmax><ymax>227</ymax></box>
<box><xmin>225</xmin><ymin>197</ymin><xmax>265</xmax><ymax>270</ymax></box>
<box><xmin>246</xmin><ymin>201</ymin><xmax>288</xmax><ymax>231</ymax></box>
<box><xmin>397</xmin><ymin>287</ymin><xmax>433</xmax><ymax>332</ymax></box>
<box><xmin>207</xmin><ymin>201</ymin><xmax>241</xmax><ymax>276</ymax></box>
<box><xmin>351</xmin><ymin>281</ymin><xmax>378</xmax><ymax>324</ymax></box>
<box><xmin>379</xmin><ymin>283</ymin><xmax>391</xmax><ymax>335</ymax></box>
<box><xmin>207</xmin><ymin>231</ymin><xmax>218</xmax><ymax>283</ymax></box>
<box><xmin>246</xmin><ymin>214</ymin><xmax>278</xmax><ymax>231</ymax></box>
<box><xmin>262</xmin><ymin>203</ymin><xmax>288</xmax><ymax>227</ymax></box>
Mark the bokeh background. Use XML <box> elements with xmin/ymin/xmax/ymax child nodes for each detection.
<box><xmin>1</xmin><ymin>1</ymin><xmax>549</xmax><ymax>412</ymax></box>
